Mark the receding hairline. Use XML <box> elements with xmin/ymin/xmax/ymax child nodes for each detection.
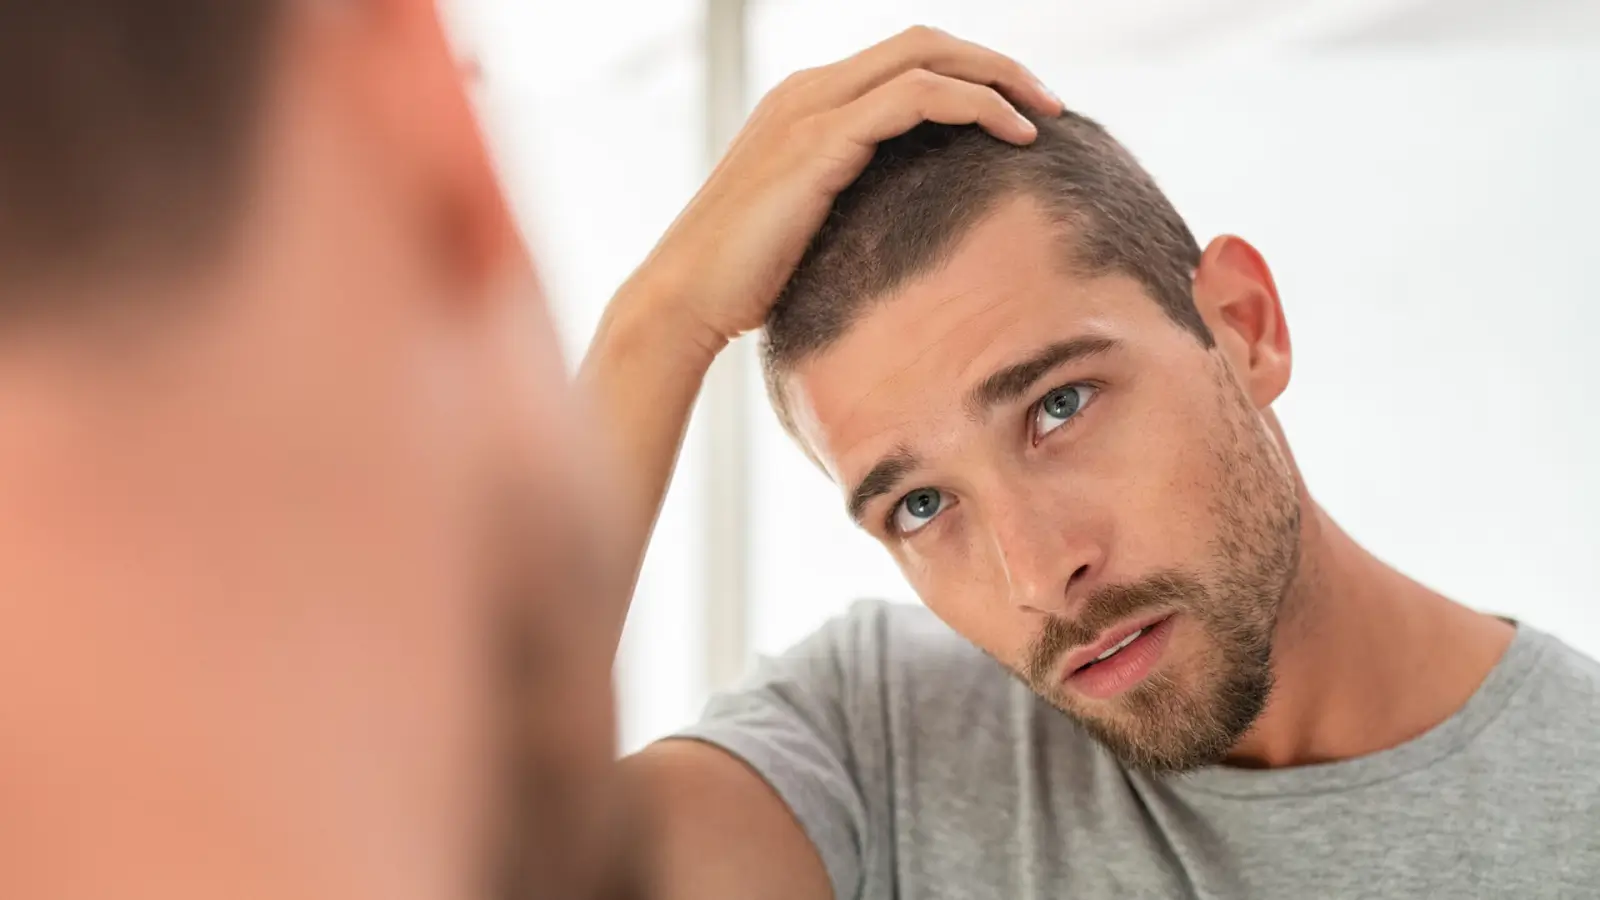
<box><xmin>760</xmin><ymin>111</ymin><xmax>1212</xmax><ymax>451</ymax></box>
<box><xmin>763</xmin><ymin>190</ymin><xmax>1197</xmax><ymax>459</ymax></box>
<box><xmin>773</xmin><ymin>187</ymin><xmax>1125</xmax><ymax>366</ymax></box>
<box><xmin>775</xmin><ymin>221</ymin><xmax>1199</xmax><ymax>492</ymax></box>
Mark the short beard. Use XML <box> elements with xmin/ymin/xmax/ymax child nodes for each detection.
<box><xmin>1020</xmin><ymin>364</ymin><xmax>1301</xmax><ymax>773</ymax></box>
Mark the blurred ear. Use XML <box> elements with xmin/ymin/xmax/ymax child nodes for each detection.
<box><xmin>1192</xmin><ymin>235</ymin><xmax>1291</xmax><ymax>408</ymax></box>
<box><xmin>330</xmin><ymin>0</ymin><xmax>520</xmax><ymax>304</ymax></box>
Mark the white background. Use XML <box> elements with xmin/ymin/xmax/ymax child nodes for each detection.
<box><xmin>451</xmin><ymin>0</ymin><xmax>1600</xmax><ymax>751</ymax></box>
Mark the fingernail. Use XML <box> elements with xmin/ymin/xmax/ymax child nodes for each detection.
<box><xmin>1036</xmin><ymin>80</ymin><xmax>1063</xmax><ymax>108</ymax></box>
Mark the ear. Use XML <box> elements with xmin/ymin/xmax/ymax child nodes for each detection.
<box><xmin>345</xmin><ymin>0</ymin><xmax>521</xmax><ymax>303</ymax></box>
<box><xmin>1191</xmin><ymin>235</ymin><xmax>1291</xmax><ymax>408</ymax></box>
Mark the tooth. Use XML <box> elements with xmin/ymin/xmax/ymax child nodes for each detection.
<box><xmin>1096</xmin><ymin>628</ymin><xmax>1144</xmax><ymax>662</ymax></box>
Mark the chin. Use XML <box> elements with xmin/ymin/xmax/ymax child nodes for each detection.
<box><xmin>1059</xmin><ymin>648</ymin><xmax>1272</xmax><ymax>774</ymax></box>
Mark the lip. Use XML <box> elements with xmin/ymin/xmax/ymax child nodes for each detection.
<box><xmin>1057</xmin><ymin>611</ymin><xmax>1174</xmax><ymax>676</ymax></box>
<box><xmin>1062</xmin><ymin>613</ymin><xmax>1175</xmax><ymax>700</ymax></box>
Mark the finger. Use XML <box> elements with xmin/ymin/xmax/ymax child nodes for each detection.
<box><xmin>824</xmin><ymin>68</ymin><xmax>1039</xmax><ymax>153</ymax></box>
<box><xmin>812</xmin><ymin>26</ymin><xmax>1061</xmax><ymax>118</ymax></box>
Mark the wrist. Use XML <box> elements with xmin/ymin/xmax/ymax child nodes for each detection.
<box><xmin>596</xmin><ymin>270</ymin><xmax>729</xmax><ymax>376</ymax></box>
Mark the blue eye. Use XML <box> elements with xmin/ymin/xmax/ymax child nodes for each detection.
<box><xmin>1034</xmin><ymin>384</ymin><xmax>1097</xmax><ymax>440</ymax></box>
<box><xmin>892</xmin><ymin>487</ymin><xmax>945</xmax><ymax>535</ymax></box>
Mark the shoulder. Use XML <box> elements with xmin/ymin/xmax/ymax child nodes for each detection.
<box><xmin>793</xmin><ymin>598</ymin><xmax>1011</xmax><ymax>695</ymax></box>
<box><xmin>806</xmin><ymin>600</ymin><xmax>1083</xmax><ymax>753</ymax></box>
<box><xmin>689</xmin><ymin>599</ymin><xmax>994</xmax><ymax>723</ymax></box>
<box><xmin>690</xmin><ymin>599</ymin><xmax>1095</xmax><ymax>772</ymax></box>
<box><xmin>746</xmin><ymin>598</ymin><xmax>992</xmax><ymax>677</ymax></box>
<box><xmin>701</xmin><ymin>599</ymin><xmax>1044</xmax><ymax>745</ymax></box>
<box><xmin>801</xmin><ymin>597</ymin><xmax>968</xmax><ymax>647</ymax></box>
<box><xmin>1518</xmin><ymin>628</ymin><xmax>1600</xmax><ymax>716</ymax></box>
<box><xmin>1540</xmin><ymin>631</ymin><xmax>1600</xmax><ymax>687</ymax></box>
<box><xmin>1486</xmin><ymin>627</ymin><xmax>1600</xmax><ymax>782</ymax></box>
<box><xmin>1525</xmin><ymin>629</ymin><xmax>1600</xmax><ymax>726</ymax></box>
<box><xmin>1476</xmin><ymin>629</ymin><xmax>1600</xmax><ymax>827</ymax></box>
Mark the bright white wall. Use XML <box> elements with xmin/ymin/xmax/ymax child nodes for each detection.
<box><xmin>746</xmin><ymin>1</ymin><xmax>1600</xmax><ymax>661</ymax></box>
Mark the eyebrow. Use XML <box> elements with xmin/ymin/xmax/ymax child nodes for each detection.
<box><xmin>963</xmin><ymin>336</ymin><xmax>1120</xmax><ymax>419</ymax></box>
<box><xmin>843</xmin><ymin>336</ymin><xmax>1121</xmax><ymax>526</ymax></box>
<box><xmin>846</xmin><ymin>446</ymin><xmax>920</xmax><ymax>525</ymax></box>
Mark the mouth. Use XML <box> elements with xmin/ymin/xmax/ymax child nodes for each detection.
<box><xmin>1059</xmin><ymin>613</ymin><xmax>1176</xmax><ymax>701</ymax></box>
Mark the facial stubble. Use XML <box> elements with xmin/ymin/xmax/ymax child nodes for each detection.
<box><xmin>1021</xmin><ymin>366</ymin><xmax>1301</xmax><ymax>773</ymax></box>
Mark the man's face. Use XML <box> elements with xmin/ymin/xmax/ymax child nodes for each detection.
<box><xmin>786</xmin><ymin>196</ymin><xmax>1302</xmax><ymax>772</ymax></box>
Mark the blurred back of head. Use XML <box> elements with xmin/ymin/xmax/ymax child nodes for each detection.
<box><xmin>0</xmin><ymin>3</ymin><xmax>635</xmax><ymax>900</ymax></box>
<box><xmin>0</xmin><ymin>1</ymin><xmax>275</xmax><ymax>298</ymax></box>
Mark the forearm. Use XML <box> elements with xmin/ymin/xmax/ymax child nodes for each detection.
<box><xmin>578</xmin><ymin>271</ymin><xmax>725</xmax><ymax>615</ymax></box>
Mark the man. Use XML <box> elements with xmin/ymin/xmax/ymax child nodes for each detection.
<box><xmin>0</xmin><ymin>6</ymin><xmax>1053</xmax><ymax>900</ymax></box>
<box><xmin>0</xmin><ymin>2</ymin><xmax>638</xmax><ymax>898</ymax></box>
<box><xmin>589</xmin><ymin>27</ymin><xmax>1600</xmax><ymax>900</ymax></box>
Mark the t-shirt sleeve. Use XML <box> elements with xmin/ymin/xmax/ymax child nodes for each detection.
<box><xmin>669</xmin><ymin>600</ymin><xmax>894</xmax><ymax>900</ymax></box>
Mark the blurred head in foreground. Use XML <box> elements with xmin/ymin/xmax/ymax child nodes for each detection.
<box><xmin>0</xmin><ymin>2</ymin><xmax>634</xmax><ymax>898</ymax></box>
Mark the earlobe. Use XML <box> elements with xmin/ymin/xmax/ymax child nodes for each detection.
<box><xmin>427</xmin><ymin>43</ymin><xmax>518</xmax><ymax>307</ymax></box>
<box><xmin>379</xmin><ymin>0</ymin><xmax>516</xmax><ymax>308</ymax></box>
<box><xmin>1193</xmin><ymin>235</ymin><xmax>1291</xmax><ymax>407</ymax></box>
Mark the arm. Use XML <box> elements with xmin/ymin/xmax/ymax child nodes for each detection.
<box><xmin>577</xmin><ymin>276</ymin><xmax>723</xmax><ymax>642</ymax></box>
<box><xmin>622</xmin><ymin>740</ymin><xmax>834</xmax><ymax>900</ymax></box>
<box><xmin>621</xmin><ymin>603</ymin><xmax>890</xmax><ymax>900</ymax></box>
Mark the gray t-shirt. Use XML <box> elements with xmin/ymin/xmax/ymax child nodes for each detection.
<box><xmin>675</xmin><ymin>600</ymin><xmax>1600</xmax><ymax>899</ymax></box>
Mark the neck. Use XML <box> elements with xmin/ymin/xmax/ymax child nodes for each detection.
<box><xmin>1223</xmin><ymin>493</ymin><xmax>1514</xmax><ymax>769</ymax></box>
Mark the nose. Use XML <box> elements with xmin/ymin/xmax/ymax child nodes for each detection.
<box><xmin>983</xmin><ymin>487</ymin><xmax>1104</xmax><ymax>618</ymax></box>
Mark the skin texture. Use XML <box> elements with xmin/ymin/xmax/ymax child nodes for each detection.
<box><xmin>0</xmin><ymin>3</ymin><xmax>627</xmax><ymax>899</ymax></box>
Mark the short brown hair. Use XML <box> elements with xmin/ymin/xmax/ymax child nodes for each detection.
<box><xmin>761</xmin><ymin>110</ymin><xmax>1211</xmax><ymax>437</ymax></box>
<box><xmin>0</xmin><ymin>1</ymin><xmax>279</xmax><ymax>298</ymax></box>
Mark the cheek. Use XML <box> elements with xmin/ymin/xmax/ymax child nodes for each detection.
<box><xmin>1080</xmin><ymin>388</ymin><xmax>1228</xmax><ymax>574</ymax></box>
<box><xmin>897</xmin><ymin>532</ymin><xmax>1034</xmax><ymax>664</ymax></box>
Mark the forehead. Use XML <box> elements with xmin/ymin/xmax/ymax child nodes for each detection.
<box><xmin>786</xmin><ymin>195</ymin><xmax>1182</xmax><ymax>482</ymax></box>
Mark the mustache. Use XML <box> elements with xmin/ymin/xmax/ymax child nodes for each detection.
<box><xmin>1024</xmin><ymin>570</ymin><xmax>1205</xmax><ymax>686</ymax></box>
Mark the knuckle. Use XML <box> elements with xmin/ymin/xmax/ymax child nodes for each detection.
<box><xmin>1001</xmin><ymin>57</ymin><xmax>1030</xmax><ymax>83</ymax></box>
<box><xmin>897</xmin><ymin>67</ymin><xmax>942</xmax><ymax>96</ymax></box>
<box><xmin>777</xmin><ymin>66</ymin><xmax>816</xmax><ymax>91</ymax></box>
<box><xmin>758</xmin><ymin>68</ymin><xmax>817</xmax><ymax>117</ymax></box>
<box><xmin>760</xmin><ymin>71</ymin><xmax>803</xmax><ymax>109</ymax></box>
<box><xmin>896</xmin><ymin>24</ymin><xmax>945</xmax><ymax>54</ymax></box>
